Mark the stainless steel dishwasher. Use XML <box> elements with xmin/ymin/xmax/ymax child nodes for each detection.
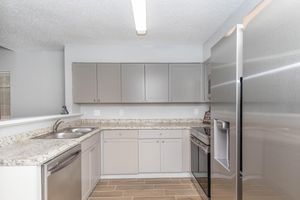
<box><xmin>42</xmin><ymin>145</ymin><xmax>81</xmax><ymax>200</ymax></box>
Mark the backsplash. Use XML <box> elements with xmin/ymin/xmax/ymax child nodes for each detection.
<box><xmin>80</xmin><ymin>104</ymin><xmax>209</xmax><ymax>119</ymax></box>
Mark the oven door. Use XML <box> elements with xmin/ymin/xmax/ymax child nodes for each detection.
<box><xmin>191</xmin><ymin>135</ymin><xmax>211</xmax><ymax>198</ymax></box>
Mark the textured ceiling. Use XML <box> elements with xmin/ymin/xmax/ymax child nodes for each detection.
<box><xmin>0</xmin><ymin>0</ymin><xmax>245</xmax><ymax>50</ymax></box>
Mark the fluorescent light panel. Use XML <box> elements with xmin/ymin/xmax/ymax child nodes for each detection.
<box><xmin>131</xmin><ymin>0</ymin><xmax>147</xmax><ymax>35</ymax></box>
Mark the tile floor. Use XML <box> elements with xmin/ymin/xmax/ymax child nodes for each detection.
<box><xmin>88</xmin><ymin>178</ymin><xmax>203</xmax><ymax>200</ymax></box>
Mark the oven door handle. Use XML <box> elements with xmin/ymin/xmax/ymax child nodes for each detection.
<box><xmin>191</xmin><ymin>137</ymin><xmax>210</xmax><ymax>154</ymax></box>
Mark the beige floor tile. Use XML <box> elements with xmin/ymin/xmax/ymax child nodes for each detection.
<box><xmin>165</xmin><ymin>189</ymin><xmax>199</xmax><ymax>196</ymax></box>
<box><xmin>89</xmin><ymin>198</ymin><xmax>132</xmax><ymax>200</ymax></box>
<box><xmin>94</xmin><ymin>185</ymin><xmax>116</xmax><ymax>191</ymax></box>
<box><xmin>91</xmin><ymin>191</ymin><xmax>123</xmax><ymax>197</ymax></box>
<box><xmin>116</xmin><ymin>185</ymin><xmax>155</xmax><ymax>190</ymax></box>
<box><xmin>176</xmin><ymin>196</ymin><xmax>203</xmax><ymax>200</ymax></box>
<box><xmin>89</xmin><ymin>178</ymin><xmax>203</xmax><ymax>200</ymax></box>
<box><xmin>154</xmin><ymin>184</ymin><xmax>193</xmax><ymax>190</ymax></box>
<box><xmin>123</xmin><ymin>189</ymin><xmax>165</xmax><ymax>197</ymax></box>
<box><xmin>134</xmin><ymin>197</ymin><xmax>175</xmax><ymax>200</ymax></box>
<box><xmin>145</xmin><ymin>179</ymin><xmax>182</xmax><ymax>185</ymax></box>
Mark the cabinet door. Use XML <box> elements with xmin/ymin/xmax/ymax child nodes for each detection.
<box><xmin>169</xmin><ymin>63</ymin><xmax>203</xmax><ymax>102</ymax></box>
<box><xmin>139</xmin><ymin>139</ymin><xmax>161</xmax><ymax>173</ymax></box>
<box><xmin>203</xmin><ymin>62</ymin><xmax>211</xmax><ymax>102</ymax></box>
<box><xmin>161</xmin><ymin>139</ymin><xmax>183</xmax><ymax>172</ymax></box>
<box><xmin>121</xmin><ymin>64</ymin><xmax>145</xmax><ymax>102</ymax></box>
<box><xmin>81</xmin><ymin>151</ymin><xmax>91</xmax><ymax>200</ymax></box>
<box><xmin>145</xmin><ymin>64</ymin><xmax>169</xmax><ymax>102</ymax></box>
<box><xmin>97</xmin><ymin>63</ymin><xmax>121</xmax><ymax>103</ymax></box>
<box><xmin>103</xmin><ymin>139</ymin><xmax>138</xmax><ymax>174</ymax></box>
<box><xmin>90</xmin><ymin>144</ymin><xmax>99</xmax><ymax>187</ymax></box>
<box><xmin>72</xmin><ymin>63</ymin><xmax>97</xmax><ymax>103</ymax></box>
<box><xmin>182</xmin><ymin>130</ymin><xmax>191</xmax><ymax>172</ymax></box>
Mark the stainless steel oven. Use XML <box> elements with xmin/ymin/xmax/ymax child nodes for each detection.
<box><xmin>42</xmin><ymin>145</ymin><xmax>81</xmax><ymax>200</ymax></box>
<box><xmin>191</xmin><ymin>127</ymin><xmax>211</xmax><ymax>199</ymax></box>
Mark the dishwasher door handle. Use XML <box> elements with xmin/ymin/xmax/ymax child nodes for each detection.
<box><xmin>48</xmin><ymin>150</ymin><xmax>81</xmax><ymax>175</ymax></box>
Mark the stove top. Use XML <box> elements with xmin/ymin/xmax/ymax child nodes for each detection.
<box><xmin>191</xmin><ymin>127</ymin><xmax>211</xmax><ymax>136</ymax></box>
<box><xmin>191</xmin><ymin>127</ymin><xmax>211</xmax><ymax>145</ymax></box>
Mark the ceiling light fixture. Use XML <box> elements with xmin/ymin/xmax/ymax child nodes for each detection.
<box><xmin>131</xmin><ymin>0</ymin><xmax>147</xmax><ymax>35</ymax></box>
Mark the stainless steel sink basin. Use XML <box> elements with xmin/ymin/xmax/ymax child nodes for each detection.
<box><xmin>70</xmin><ymin>127</ymin><xmax>95</xmax><ymax>133</ymax></box>
<box><xmin>33</xmin><ymin>127</ymin><xmax>96</xmax><ymax>139</ymax></box>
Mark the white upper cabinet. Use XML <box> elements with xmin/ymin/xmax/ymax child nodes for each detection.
<box><xmin>121</xmin><ymin>64</ymin><xmax>145</xmax><ymax>103</ymax></box>
<box><xmin>73</xmin><ymin>62</ymin><xmax>205</xmax><ymax>103</ymax></box>
<box><xmin>97</xmin><ymin>63</ymin><xmax>121</xmax><ymax>103</ymax></box>
<box><xmin>169</xmin><ymin>63</ymin><xmax>204</xmax><ymax>102</ymax></box>
<box><xmin>72</xmin><ymin>63</ymin><xmax>97</xmax><ymax>103</ymax></box>
<box><xmin>145</xmin><ymin>64</ymin><xmax>169</xmax><ymax>102</ymax></box>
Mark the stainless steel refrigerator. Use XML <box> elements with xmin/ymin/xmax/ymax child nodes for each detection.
<box><xmin>210</xmin><ymin>0</ymin><xmax>300</xmax><ymax>199</ymax></box>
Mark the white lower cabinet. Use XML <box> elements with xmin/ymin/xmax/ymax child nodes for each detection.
<box><xmin>81</xmin><ymin>133</ymin><xmax>100</xmax><ymax>200</ymax></box>
<box><xmin>90</xmin><ymin>145</ymin><xmax>100</xmax><ymax>186</ymax></box>
<box><xmin>81</xmin><ymin>150</ymin><xmax>90</xmax><ymax>200</ymax></box>
<box><xmin>102</xmin><ymin>130</ymin><xmax>139</xmax><ymax>175</ymax></box>
<box><xmin>138</xmin><ymin>130</ymin><xmax>183</xmax><ymax>173</ymax></box>
<box><xmin>161</xmin><ymin>139</ymin><xmax>182</xmax><ymax>172</ymax></box>
<box><xmin>139</xmin><ymin>139</ymin><xmax>161</xmax><ymax>173</ymax></box>
<box><xmin>101</xmin><ymin>129</ymin><xmax>185</xmax><ymax>176</ymax></box>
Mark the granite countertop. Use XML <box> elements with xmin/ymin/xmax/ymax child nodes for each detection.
<box><xmin>0</xmin><ymin>120</ymin><xmax>209</xmax><ymax>166</ymax></box>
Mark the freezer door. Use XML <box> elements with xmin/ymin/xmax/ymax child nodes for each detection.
<box><xmin>243</xmin><ymin>0</ymin><xmax>300</xmax><ymax>200</ymax></box>
<box><xmin>210</xmin><ymin>25</ymin><xmax>243</xmax><ymax>200</ymax></box>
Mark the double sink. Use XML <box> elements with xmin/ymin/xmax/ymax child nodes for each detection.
<box><xmin>34</xmin><ymin>127</ymin><xmax>96</xmax><ymax>139</ymax></box>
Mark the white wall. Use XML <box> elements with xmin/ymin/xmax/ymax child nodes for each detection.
<box><xmin>80</xmin><ymin>104</ymin><xmax>209</xmax><ymax>119</ymax></box>
<box><xmin>202</xmin><ymin>0</ymin><xmax>262</xmax><ymax>61</ymax></box>
<box><xmin>64</xmin><ymin>44</ymin><xmax>206</xmax><ymax>119</ymax></box>
<box><xmin>0</xmin><ymin>47</ymin><xmax>65</xmax><ymax>118</ymax></box>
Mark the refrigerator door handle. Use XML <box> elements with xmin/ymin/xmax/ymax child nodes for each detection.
<box><xmin>236</xmin><ymin>24</ymin><xmax>244</xmax><ymax>200</ymax></box>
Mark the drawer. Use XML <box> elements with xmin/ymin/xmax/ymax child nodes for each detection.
<box><xmin>139</xmin><ymin>130</ymin><xmax>182</xmax><ymax>139</ymax></box>
<box><xmin>81</xmin><ymin>132</ymin><xmax>100</xmax><ymax>152</ymax></box>
<box><xmin>103</xmin><ymin>130</ymin><xmax>139</xmax><ymax>139</ymax></box>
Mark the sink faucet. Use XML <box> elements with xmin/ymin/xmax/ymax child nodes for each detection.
<box><xmin>53</xmin><ymin>119</ymin><xmax>64</xmax><ymax>133</ymax></box>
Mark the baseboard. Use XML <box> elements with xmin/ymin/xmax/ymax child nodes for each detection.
<box><xmin>100</xmin><ymin>172</ymin><xmax>191</xmax><ymax>179</ymax></box>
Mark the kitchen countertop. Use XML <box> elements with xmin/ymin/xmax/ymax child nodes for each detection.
<box><xmin>0</xmin><ymin>120</ymin><xmax>209</xmax><ymax>166</ymax></box>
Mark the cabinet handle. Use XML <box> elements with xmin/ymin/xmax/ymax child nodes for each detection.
<box><xmin>162</xmin><ymin>141</ymin><xmax>165</xmax><ymax>143</ymax></box>
<box><xmin>156</xmin><ymin>140</ymin><xmax>159</xmax><ymax>143</ymax></box>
